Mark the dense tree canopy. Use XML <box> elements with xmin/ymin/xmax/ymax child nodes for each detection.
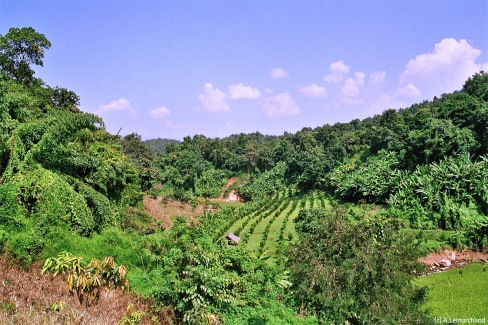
<box><xmin>0</xmin><ymin>27</ymin><xmax>51</xmax><ymax>84</ymax></box>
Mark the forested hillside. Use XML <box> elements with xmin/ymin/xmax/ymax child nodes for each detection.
<box><xmin>149</xmin><ymin>71</ymin><xmax>488</xmax><ymax>239</ymax></box>
<box><xmin>1</xmin><ymin>27</ymin><xmax>487</xmax><ymax>324</ymax></box>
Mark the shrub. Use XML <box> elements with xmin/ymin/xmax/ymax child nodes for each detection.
<box><xmin>329</xmin><ymin>150</ymin><xmax>399</xmax><ymax>203</ymax></box>
<box><xmin>388</xmin><ymin>154</ymin><xmax>488</xmax><ymax>230</ymax></box>
<box><xmin>288</xmin><ymin>208</ymin><xmax>428</xmax><ymax>323</ymax></box>
<box><xmin>42</xmin><ymin>252</ymin><xmax>129</xmax><ymax>307</ymax></box>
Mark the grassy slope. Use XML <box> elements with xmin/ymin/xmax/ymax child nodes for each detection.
<box><xmin>415</xmin><ymin>263</ymin><xmax>488</xmax><ymax>318</ymax></box>
<box><xmin>245</xmin><ymin>203</ymin><xmax>281</xmax><ymax>252</ymax></box>
<box><xmin>264</xmin><ymin>199</ymin><xmax>296</xmax><ymax>255</ymax></box>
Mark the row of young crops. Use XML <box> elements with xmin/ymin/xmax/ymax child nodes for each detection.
<box><xmin>221</xmin><ymin>190</ymin><xmax>330</xmax><ymax>258</ymax></box>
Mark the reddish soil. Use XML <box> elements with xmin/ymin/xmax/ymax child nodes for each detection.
<box><xmin>216</xmin><ymin>177</ymin><xmax>243</xmax><ymax>202</ymax></box>
<box><xmin>419</xmin><ymin>249</ymin><xmax>488</xmax><ymax>273</ymax></box>
<box><xmin>0</xmin><ymin>254</ymin><xmax>175</xmax><ymax>324</ymax></box>
<box><xmin>218</xmin><ymin>177</ymin><xmax>238</xmax><ymax>199</ymax></box>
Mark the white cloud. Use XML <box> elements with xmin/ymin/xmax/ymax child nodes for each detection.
<box><xmin>269</xmin><ymin>67</ymin><xmax>288</xmax><ymax>78</ymax></box>
<box><xmin>198</xmin><ymin>83</ymin><xmax>229</xmax><ymax>112</ymax></box>
<box><xmin>149</xmin><ymin>106</ymin><xmax>171</xmax><ymax>120</ymax></box>
<box><xmin>97</xmin><ymin>98</ymin><xmax>136</xmax><ymax>116</ymax></box>
<box><xmin>369</xmin><ymin>71</ymin><xmax>386</xmax><ymax>86</ymax></box>
<box><xmin>262</xmin><ymin>92</ymin><xmax>300</xmax><ymax>118</ymax></box>
<box><xmin>398</xmin><ymin>38</ymin><xmax>483</xmax><ymax>98</ymax></box>
<box><xmin>324</xmin><ymin>60</ymin><xmax>350</xmax><ymax>83</ymax></box>
<box><xmin>397</xmin><ymin>83</ymin><xmax>421</xmax><ymax>97</ymax></box>
<box><xmin>228</xmin><ymin>83</ymin><xmax>261</xmax><ymax>99</ymax></box>
<box><xmin>298</xmin><ymin>83</ymin><xmax>327</xmax><ymax>97</ymax></box>
<box><xmin>341</xmin><ymin>72</ymin><xmax>365</xmax><ymax>98</ymax></box>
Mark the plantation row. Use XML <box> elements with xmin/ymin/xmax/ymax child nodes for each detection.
<box><xmin>221</xmin><ymin>190</ymin><xmax>330</xmax><ymax>257</ymax></box>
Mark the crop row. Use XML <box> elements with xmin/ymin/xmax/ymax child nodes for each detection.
<box><xmin>240</xmin><ymin>197</ymin><xmax>290</xmax><ymax>247</ymax></box>
<box><xmin>257</xmin><ymin>198</ymin><xmax>293</xmax><ymax>255</ymax></box>
<box><xmin>233</xmin><ymin>194</ymin><xmax>284</xmax><ymax>239</ymax></box>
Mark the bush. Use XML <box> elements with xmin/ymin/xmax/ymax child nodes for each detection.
<box><xmin>388</xmin><ymin>154</ymin><xmax>488</xmax><ymax>230</ymax></box>
<box><xmin>328</xmin><ymin>150</ymin><xmax>399</xmax><ymax>203</ymax></box>
<box><xmin>8</xmin><ymin>230</ymin><xmax>44</xmax><ymax>266</ymax></box>
<box><xmin>11</xmin><ymin>168</ymin><xmax>95</xmax><ymax>236</ymax></box>
<box><xmin>237</xmin><ymin>162</ymin><xmax>286</xmax><ymax>201</ymax></box>
<box><xmin>288</xmin><ymin>208</ymin><xmax>428</xmax><ymax>323</ymax></box>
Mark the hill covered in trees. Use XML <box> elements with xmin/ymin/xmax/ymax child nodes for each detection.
<box><xmin>1</xmin><ymin>27</ymin><xmax>487</xmax><ymax>323</ymax></box>
<box><xmin>148</xmin><ymin>72</ymin><xmax>487</xmax><ymax>235</ymax></box>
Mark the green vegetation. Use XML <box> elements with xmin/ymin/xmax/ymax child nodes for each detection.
<box><xmin>1</xmin><ymin>26</ymin><xmax>488</xmax><ymax>323</ymax></box>
<box><xmin>415</xmin><ymin>263</ymin><xmax>488</xmax><ymax>318</ymax></box>
<box><xmin>288</xmin><ymin>208</ymin><xmax>428</xmax><ymax>323</ymax></box>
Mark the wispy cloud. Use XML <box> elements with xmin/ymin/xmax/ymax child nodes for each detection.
<box><xmin>324</xmin><ymin>60</ymin><xmax>350</xmax><ymax>83</ymax></box>
<box><xmin>369</xmin><ymin>71</ymin><xmax>386</xmax><ymax>86</ymax></box>
<box><xmin>298</xmin><ymin>83</ymin><xmax>327</xmax><ymax>97</ymax></box>
<box><xmin>269</xmin><ymin>67</ymin><xmax>288</xmax><ymax>78</ymax></box>
<box><xmin>262</xmin><ymin>92</ymin><xmax>300</xmax><ymax>118</ymax></box>
<box><xmin>228</xmin><ymin>83</ymin><xmax>261</xmax><ymax>99</ymax></box>
<box><xmin>97</xmin><ymin>98</ymin><xmax>136</xmax><ymax>117</ymax></box>
<box><xmin>341</xmin><ymin>72</ymin><xmax>365</xmax><ymax>98</ymax></box>
<box><xmin>149</xmin><ymin>106</ymin><xmax>171</xmax><ymax>120</ymax></box>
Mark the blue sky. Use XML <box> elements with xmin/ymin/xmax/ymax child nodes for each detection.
<box><xmin>1</xmin><ymin>0</ymin><xmax>487</xmax><ymax>140</ymax></box>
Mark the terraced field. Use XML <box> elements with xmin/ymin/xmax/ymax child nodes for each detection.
<box><xmin>221</xmin><ymin>190</ymin><xmax>331</xmax><ymax>260</ymax></box>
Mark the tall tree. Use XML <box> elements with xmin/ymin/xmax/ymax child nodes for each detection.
<box><xmin>0</xmin><ymin>27</ymin><xmax>51</xmax><ymax>84</ymax></box>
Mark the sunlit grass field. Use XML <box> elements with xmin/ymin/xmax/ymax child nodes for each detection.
<box><xmin>415</xmin><ymin>263</ymin><xmax>488</xmax><ymax>318</ymax></box>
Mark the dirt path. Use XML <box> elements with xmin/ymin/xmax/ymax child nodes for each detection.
<box><xmin>218</xmin><ymin>177</ymin><xmax>238</xmax><ymax>199</ymax></box>
<box><xmin>215</xmin><ymin>177</ymin><xmax>243</xmax><ymax>202</ymax></box>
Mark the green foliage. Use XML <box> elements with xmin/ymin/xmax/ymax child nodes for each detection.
<box><xmin>0</xmin><ymin>184</ymin><xmax>26</xmax><ymax>230</ymax></box>
<box><xmin>84</xmin><ymin>142</ymin><xmax>139</xmax><ymax>201</ymax></box>
<box><xmin>48</xmin><ymin>86</ymin><xmax>80</xmax><ymax>111</ymax></box>
<box><xmin>407</xmin><ymin>118</ymin><xmax>477</xmax><ymax>166</ymax></box>
<box><xmin>329</xmin><ymin>150</ymin><xmax>399</xmax><ymax>203</ymax></box>
<box><xmin>463</xmin><ymin>70</ymin><xmax>488</xmax><ymax>101</ymax></box>
<box><xmin>8</xmin><ymin>230</ymin><xmax>44</xmax><ymax>266</ymax></box>
<box><xmin>0</xmin><ymin>27</ymin><xmax>51</xmax><ymax>84</ymax></box>
<box><xmin>76</xmin><ymin>181</ymin><xmax>114</xmax><ymax>232</ymax></box>
<box><xmin>119</xmin><ymin>304</ymin><xmax>145</xmax><ymax>325</ymax></box>
<box><xmin>11</xmin><ymin>168</ymin><xmax>95</xmax><ymax>236</ymax></box>
<box><xmin>194</xmin><ymin>167</ymin><xmax>228</xmax><ymax>198</ymax></box>
<box><xmin>120</xmin><ymin>133</ymin><xmax>156</xmax><ymax>192</ymax></box>
<box><xmin>0</xmin><ymin>33</ymin><xmax>143</xmax><ymax>269</ymax></box>
<box><xmin>2</xmin><ymin>27</ymin><xmax>488</xmax><ymax>323</ymax></box>
<box><xmin>143</xmin><ymin>137</ymin><xmax>180</xmax><ymax>155</ymax></box>
<box><xmin>237</xmin><ymin>162</ymin><xmax>286</xmax><ymax>201</ymax></box>
<box><xmin>389</xmin><ymin>154</ymin><xmax>488</xmax><ymax>232</ymax></box>
<box><xmin>150</xmin><ymin>219</ymin><xmax>301</xmax><ymax>324</ymax></box>
<box><xmin>289</xmin><ymin>209</ymin><xmax>428</xmax><ymax>323</ymax></box>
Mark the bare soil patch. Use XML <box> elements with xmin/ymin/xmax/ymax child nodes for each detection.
<box><xmin>0</xmin><ymin>254</ymin><xmax>175</xmax><ymax>324</ymax></box>
<box><xmin>218</xmin><ymin>177</ymin><xmax>238</xmax><ymax>199</ymax></box>
<box><xmin>419</xmin><ymin>249</ymin><xmax>488</xmax><ymax>273</ymax></box>
<box><xmin>216</xmin><ymin>177</ymin><xmax>243</xmax><ymax>202</ymax></box>
<box><xmin>143</xmin><ymin>195</ymin><xmax>216</xmax><ymax>228</ymax></box>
